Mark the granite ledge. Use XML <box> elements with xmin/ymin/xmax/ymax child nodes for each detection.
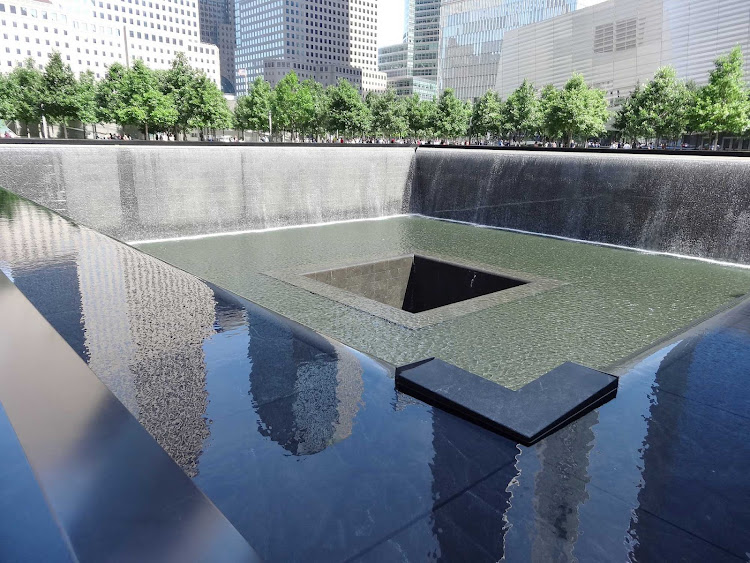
<box><xmin>395</xmin><ymin>359</ymin><xmax>618</xmax><ymax>445</ymax></box>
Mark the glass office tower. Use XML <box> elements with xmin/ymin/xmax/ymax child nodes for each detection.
<box><xmin>438</xmin><ymin>0</ymin><xmax>578</xmax><ymax>100</ymax></box>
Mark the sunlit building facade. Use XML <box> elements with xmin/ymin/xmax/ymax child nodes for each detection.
<box><xmin>376</xmin><ymin>0</ymin><xmax>438</xmax><ymax>99</ymax></box>
<box><xmin>438</xmin><ymin>0</ymin><xmax>606</xmax><ymax>101</ymax></box>
<box><xmin>0</xmin><ymin>0</ymin><xmax>221</xmax><ymax>84</ymax></box>
<box><xmin>495</xmin><ymin>0</ymin><xmax>750</xmax><ymax>124</ymax></box>
<box><xmin>234</xmin><ymin>0</ymin><xmax>386</xmax><ymax>96</ymax></box>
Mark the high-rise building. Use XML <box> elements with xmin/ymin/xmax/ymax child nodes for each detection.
<box><xmin>0</xmin><ymin>0</ymin><xmax>221</xmax><ymax>85</ymax></box>
<box><xmin>377</xmin><ymin>0</ymin><xmax>438</xmax><ymax>100</ymax></box>
<box><xmin>438</xmin><ymin>0</ymin><xmax>598</xmax><ymax>101</ymax></box>
<box><xmin>199</xmin><ymin>0</ymin><xmax>236</xmax><ymax>92</ymax></box>
<box><xmin>234</xmin><ymin>0</ymin><xmax>386</xmax><ymax>96</ymax></box>
<box><xmin>412</xmin><ymin>0</ymin><xmax>439</xmax><ymax>82</ymax></box>
<box><xmin>495</xmin><ymin>0</ymin><xmax>750</xmax><ymax>125</ymax></box>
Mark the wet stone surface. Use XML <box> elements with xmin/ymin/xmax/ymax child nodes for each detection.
<box><xmin>2</xmin><ymin>190</ymin><xmax>750</xmax><ymax>561</ymax></box>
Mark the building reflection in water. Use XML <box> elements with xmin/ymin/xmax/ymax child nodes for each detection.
<box><xmin>4</xmin><ymin>188</ymin><xmax>744</xmax><ymax>560</ymax></box>
<box><xmin>0</xmin><ymin>193</ymin><xmax>216</xmax><ymax>477</ymax></box>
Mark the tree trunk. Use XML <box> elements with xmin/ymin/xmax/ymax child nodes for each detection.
<box><xmin>713</xmin><ymin>132</ymin><xmax>719</xmax><ymax>150</ymax></box>
<box><xmin>144</xmin><ymin>123</ymin><xmax>149</xmax><ymax>140</ymax></box>
<box><xmin>62</xmin><ymin>122</ymin><xmax>68</xmax><ymax>139</ymax></box>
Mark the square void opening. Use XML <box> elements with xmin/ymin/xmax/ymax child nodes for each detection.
<box><xmin>305</xmin><ymin>255</ymin><xmax>528</xmax><ymax>314</ymax></box>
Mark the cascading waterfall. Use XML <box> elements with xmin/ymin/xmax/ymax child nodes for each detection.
<box><xmin>0</xmin><ymin>144</ymin><xmax>415</xmax><ymax>242</ymax></box>
<box><xmin>412</xmin><ymin>148</ymin><xmax>750</xmax><ymax>264</ymax></box>
<box><xmin>1</xmin><ymin>142</ymin><xmax>749</xmax><ymax>264</ymax></box>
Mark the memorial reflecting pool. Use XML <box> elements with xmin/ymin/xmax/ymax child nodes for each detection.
<box><xmin>138</xmin><ymin>216</ymin><xmax>750</xmax><ymax>389</ymax></box>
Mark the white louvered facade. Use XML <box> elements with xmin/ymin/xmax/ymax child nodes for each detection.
<box><xmin>495</xmin><ymin>0</ymin><xmax>750</xmax><ymax>109</ymax></box>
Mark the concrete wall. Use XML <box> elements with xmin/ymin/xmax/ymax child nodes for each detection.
<box><xmin>2</xmin><ymin>142</ymin><xmax>750</xmax><ymax>264</ymax></box>
<box><xmin>0</xmin><ymin>144</ymin><xmax>415</xmax><ymax>241</ymax></box>
<box><xmin>412</xmin><ymin>148</ymin><xmax>750</xmax><ymax>264</ymax></box>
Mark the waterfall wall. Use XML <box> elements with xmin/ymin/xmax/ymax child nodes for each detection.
<box><xmin>2</xmin><ymin>142</ymin><xmax>749</xmax><ymax>264</ymax></box>
<box><xmin>0</xmin><ymin>144</ymin><xmax>414</xmax><ymax>241</ymax></box>
<box><xmin>412</xmin><ymin>148</ymin><xmax>750</xmax><ymax>264</ymax></box>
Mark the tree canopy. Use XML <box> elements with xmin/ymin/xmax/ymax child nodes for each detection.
<box><xmin>433</xmin><ymin>88</ymin><xmax>470</xmax><ymax>140</ymax></box>
<box><xmin>42</xmin><ymin>52</ymin><xmax>78</xmax><ymax>138</ymax></box>
<box><xmin>503</xmin><ymin>80</ymin><xmax>541</xmax><ymax>141</ymax></box>
<box><xmin>470</xmin><ymin>90</ymin><xmax>503</xmax><ymax>140</ymax></box>
<box><xmin>542</xmin><ymin>74</ymin><xmax>609</xmax><ymax>145</ymax></box>
<box><xmin>692</xmin><ymin>46</ymin><xmax>750</xmax><ymax>146</ymax></box>
<box><xmin>325</xmin><ymin>78</ymin><xmax>370</xmax><ymax>137</ymax></box>
<box><xmin>234</xmin><ymin>76</ymin><xmax>272</xmax><ymax>134</ymax></box>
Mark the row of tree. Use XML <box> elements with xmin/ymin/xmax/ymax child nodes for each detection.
<box><xmin>1</xmin><ymin>46</ymin><xmax>749</xmax><ymax>144</ymax></box>
<box><xmin>234</xmin><ymin>71</ymin><xmax>608</xmax><ymax>143</ymax></box>
<box><xmin>0</xmin><ymin>52</ymin><xmax>232</xmax><ymax>138</ymax></box>
<box><xmin>615</xmin><ymin>46</ymin><xmax>750</xmax><ymax>147</ymax></box>
<box><xmin>236</xmin><ymin>47</ymin><xmax>750</xmax><ymax>145</ymax></box>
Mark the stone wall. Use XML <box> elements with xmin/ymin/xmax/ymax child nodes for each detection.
<box><xmin>3</xmin><ymin>142</ymin><xmax>750</xmax><ymax>264</ymax></box>
<box><xmin>0</xmin><ymin>143</ymin><xmax>414</xmax><ymax>241</ymax></box>
<box><xmin>412</xmin><ymin>148</ymin><xmax>750</xmax><ymax>264</ymax></box>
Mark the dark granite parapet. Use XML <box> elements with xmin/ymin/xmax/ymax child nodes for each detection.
<box><xmin>396</xmin><ymin>358</ymin><xmax>618</xmax><ymax>445</ymax></box>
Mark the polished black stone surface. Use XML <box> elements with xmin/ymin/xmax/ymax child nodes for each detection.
<box><xmin>0</xmin><ymin>274</ymin><xmax>261</xmax><ymax>563</ymax></box>
<box><xmin>396</xmin><ymin>359</ymin><xmax>618</xmax><ymax>445</ymax></box>
<box><xmin>1</xmin><ymin>188</ymin><xmax>750</xmax><ymax>561</ymax></box>
<box><xmin>0</xmin><ymin>401</ymin><xmax>75</xmax><ymax>562</ymax></box>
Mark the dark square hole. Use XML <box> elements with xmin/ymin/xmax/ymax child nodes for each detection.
<box><xmin>305</xmin><ymin>255</ymin><xmax>528</xmax><ymax>314</ymax></box>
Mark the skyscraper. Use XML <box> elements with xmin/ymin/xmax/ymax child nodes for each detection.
<box><xmin>438</xmin><ymin>0</ymin><xmax>580</xmax><ymax>101</ymax></box>
<box><xmin>199</xmin><ymin>0</ymin><xmax>236</xmax><ymax>92</ymax></box>
<box><xmin>0</xmin><ymin>0</ymin><xmax>221</xmax><ymax>84</ymax></box>
<box><xmin>234</xmin><ymin>0</ymin><xmax>386</xmax><ymax>96</ymax></box>
<box><xmin>377</xmin><ymin>0</ymin><xmax>439</xmax><ymax>99</ymax></box>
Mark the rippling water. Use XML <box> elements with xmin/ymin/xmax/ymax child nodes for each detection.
<box><xmin>137</xmin><ymin>216</ymin><xmax>750</xmax><ymax>388</ymax></box>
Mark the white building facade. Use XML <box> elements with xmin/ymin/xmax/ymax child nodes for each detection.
<box><xmin>495</xmin><ymin>0</ymin><xmax>750</xmax><ymax>111</ymax></box>
<box><xmin>438</xmin><ymin>0</ymin><xmax>609</xmax><ymax>101</ymax></box>
<box><xmin>0</xmin><ymin>0</ymin><xmax>220</xmax><ymax>85</ymax></box>
<box><xmin>234</xmin><ymin>0</ymin><xmax>386</xmax><ymax>96</ymax></box>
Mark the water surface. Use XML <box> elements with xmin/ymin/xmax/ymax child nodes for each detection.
<box><xmin>138</xmin><ymin>216</ymin><xmax>750</xmax><ymax>388</ymax></box>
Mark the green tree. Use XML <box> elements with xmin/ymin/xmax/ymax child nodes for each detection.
<box><xmin>404</xmin><ymin>94</ymin><xmax>435</xmax><ymax>139</ymax></box>
<box><xmin>272</xmin><ymin>71</ymin><xmax>302</xmax><ymax>138</ymax></box>
<box><xmin>503</xmin><ymin>80</ymin><xmax>541</xmax><ymax>142</ymax></box>
<box><xmin>96</xmin><ymin>63</ymin><xmax>128</xmax><ymax>126</ymax></box>
<box><xmin>613</xmin><ymin>84</ymin><xmax>648</xmax><ymax>143</ymax></box>
<box><xmin>692</xmin><ymin>46</ymin><xmax>750</xmax><ymax>148</ymax></box>
<box><xmin>432</xmin><ymin>88</ymin><xmax>470</xmax><ymax>140</ymax></box>
<box><xmin>8</xmin><ymin>59</ymin><xmax>45</xmax><ymax>136</ymax></box>
<box><xmin>114</xmin><ymin>60</ymin><xmax>177</xmax><ymax>138</ymax></box>
<box><xmin>234</xmin><ymin>76</ymin><xmax>273</xmax><ymax>136</ymax></box>
<box><xmin>298</xmin><ymin>78</ymin><xmax>326</xmax><ymax>139</ymax></box>
<box><xmin>75</xmin><ymin>70</ymin><xmax>99</xmax><ymax>138</ymax></box>
<box><xmin>42</xmin><ymin>52</ymin><xmax>78</xmax><ymax>138</ymax></box>
<box><xmin>369</xmin><ymin>88</ymin><xmax>407</xmax><ymax>138</ymax></box>
<box><xmin>162</xmin><ymin>52</ymin><xmax>199</xmax><ymax>139</ymax></box>
<box><xmin>628</xmin><ymin>66</ymin><xmax>692</xmax><ymax>144</ymax></box>
<box><xmin>542</xmin><ymin>74</ymin><xmax>608</xmax><ymax>145</ymax></box>
<box><xmin>0</xmin><ymin>72</ymin><xmax>19</xmax><ymax>122</ymax></box>
<box><xmin>325</xmin><ymin>79</ymin><xmax>370</xmax><ymax>138</ymax></box>
<box><xmin>188</xmin><ymin>72</ymin><xmax>232</xmax><ymax>132</ymax></box>
<box><xmin>470</xmin><ymin>90</ymin><xmax>503</xmax><ymax>141</ymax></box>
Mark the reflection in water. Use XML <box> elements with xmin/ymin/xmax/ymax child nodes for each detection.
<box><xmin>3</xmin><ymin>187</ymin><xmax>749</xmax><ymax>560</ymax></box>
<box><xmin>248</xmin><ymin>312</ymin><xmax>364</xmax><ymax>456</ymax></box>
<box><xmin>0</xmin><ymin>194</ymin><xmax>216</xmax><ymax>476</ymax></box>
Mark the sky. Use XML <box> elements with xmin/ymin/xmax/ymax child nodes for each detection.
<box><xmin>378</xmin><ymin>0</ymin><xmax>407</xmax><ymax>49</ymax></box>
